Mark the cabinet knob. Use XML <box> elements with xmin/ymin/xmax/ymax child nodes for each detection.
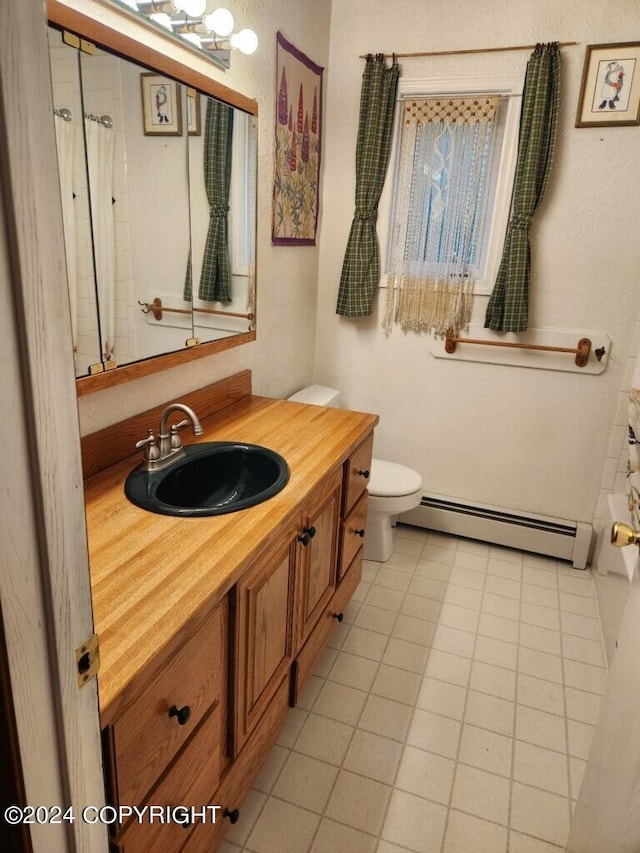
<box><xmin>357</xmin><ymin>469</ymin><xmax>370</xmax><ymax>479</ymax></box>
<box><xmin>354</xmin><ymin>528</ymin><xmax>365</xmax><ymax>538</ymax></box>
<box><xmin>298</xmin><ymin>526</ymin><xmax>316</xmax><ymax>546</ymax></box>
<box><xmin>168</xmin><ymin>704</ymin><xmax>192</xmax><ymax>725</ymax></box>
<box><xmin>332</xmin><ymin>612</ymin><xmax>344</xmax><ymax>622</ymax></box>
<box><xmin>223</xmin><ymin>807</ymin><xmax>240</xmax><ymax>824</ymax></box>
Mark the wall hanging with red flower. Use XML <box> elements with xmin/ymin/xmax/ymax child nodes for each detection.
<box><xmin>272</xmin><ymin>32</ymin><xmax>323</xmax><ymax>245</ymax></box>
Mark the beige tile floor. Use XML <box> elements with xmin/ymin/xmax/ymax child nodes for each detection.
<box><xmin>220</xmin><ymin>525</ymin><xmax>607</xmax><ymax>853</ymax></box>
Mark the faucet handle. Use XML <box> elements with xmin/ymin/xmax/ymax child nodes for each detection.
<box><xmin>136</xmin><ymin>430</ymin><xmax>160</xmax><ymax>462</ymax></box>
<box><xmin>169</xmin><ymin>420</ymin><xmax>190</xmax><ymax>451</ymax></box>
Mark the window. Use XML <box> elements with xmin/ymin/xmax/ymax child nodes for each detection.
<box><xmin>382</xmin><ymin>76</ymin><xmax>522</xmax><ymax>333</ymax></box>
<box><xmin>228</xmin><ymin>110</ymin><xmax>257</xmax><ymax>277</ymax></box>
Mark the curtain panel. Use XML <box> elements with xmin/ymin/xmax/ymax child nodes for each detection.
<box><xmin>336</xmin><ymin>54</ymin><xmax>399</xmax><ymax>317</ymax></box>
<box><xmin>184</xmin><ymin>98</ymin><xmax>234</xmax><ymax>303</ymax></box>
<box><xmin>484</xmin><ymin>42</ymin><xmax>561</xmax><ymax>332</ymax></box>
<box><xmin>384</xmin><ymin>95</ymin><xmax>500</xmax><ymax>336</ymax></box>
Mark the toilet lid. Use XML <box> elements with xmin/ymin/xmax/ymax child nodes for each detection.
<box><xmin>368</xmin><ymin>458</ymin><xmax>422</xmax><ymax>497</ymax></box>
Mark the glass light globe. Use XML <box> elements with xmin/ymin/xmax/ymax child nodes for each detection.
<box><xmin>203</xmin><ymin>8</ymin><xmax>234</xmax><ymax>37</ymax></box>
<box><xmin>230</xmin><ymin>28</ymin><xmax>258</xmax><ymax>55</ymax></box>
<box><xmin>172</xmin><ymin>0</ymin><xmax>206</xmax><ymax>16</ymax></box>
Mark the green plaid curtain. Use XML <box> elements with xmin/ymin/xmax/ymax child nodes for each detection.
<box><xmin>484</xmin><ymin>43</ymin><xmax>560</xmax><ymax>332</ymax></box>
<box><xmin>336</xmin><ymin>54</ymin><xmax>399</xmax><ymax>317</ymax></box>
<box><xmin>184</xmin><ymin>98</ymin><xmax>234</xmax><ymax>303</ymax></box>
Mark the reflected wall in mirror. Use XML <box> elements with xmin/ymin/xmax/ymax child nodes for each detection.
<box><xmin>46</xmin><ymin>0</ymin><xmax>258</xmax><ymax>393</ymax></box>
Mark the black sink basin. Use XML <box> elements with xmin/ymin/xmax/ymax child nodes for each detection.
<box><xmin>124</xmin><ymin>442</ymin><xmax>290</xmax><ymax>517</ymax></box>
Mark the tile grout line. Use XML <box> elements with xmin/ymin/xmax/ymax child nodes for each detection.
<box><xmin>439</xmin><ymin>540</ymin><xmax>489</xmax><ymax>853</ymax></box>
<box><xmin>506</xmin><ymin>554</ymin><xmax>523</xmax><ymax>853</ymax></box>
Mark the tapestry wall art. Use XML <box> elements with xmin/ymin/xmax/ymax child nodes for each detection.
<box><xmin>272</xmin><ymin>31</ymin><xmax>323</xmax><ymax>245</ymax></box>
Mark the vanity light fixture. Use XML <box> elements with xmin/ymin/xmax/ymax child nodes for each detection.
<box><xmin>112</xmin><ymin>1</ymin><xmax>259</xmax><ymax>63</ymax></box>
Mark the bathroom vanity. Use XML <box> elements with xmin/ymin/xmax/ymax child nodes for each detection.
<box><xmin>81</xmin><ymin>371</ymin><xmax>377</xmax><ymax>851</ymax></box>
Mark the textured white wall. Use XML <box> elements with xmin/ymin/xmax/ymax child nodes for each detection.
<box><xmin>68</xmin><ymin>0</ymin><xmax>332</xmax><ymax>433</ymax></box>
<box><xmin>314</xmin><ymin>0</ymin><xmax>640</xmax><ymax>525</ymax></box>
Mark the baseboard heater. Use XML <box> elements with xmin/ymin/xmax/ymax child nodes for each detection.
<box><xmin>401</xmin><ymin>496</ymin><xmax>593</xmax><ymax>569</ymax></box>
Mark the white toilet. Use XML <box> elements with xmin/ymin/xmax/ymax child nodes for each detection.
<box><xmin>286</xmin><ymin>385</ymin><xmax>423</xmax><ymax>562</ymax></box>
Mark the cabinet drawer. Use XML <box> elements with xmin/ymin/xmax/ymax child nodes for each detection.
<box><xmin>339</xmin><ymin>491</ymin><xmax>368</xmax><ymax>581</ymax></box>
<box><xmin>344</xmin><ymin>432</ymin><xmax>373</xmax><ymax>516</ymax></box>
<box><xmin>116</xmin><ymin>708</ymin><xmax>222</xmax><ymax>853</ymax></box>
<box><xmin>111</xmin><ymin>603</ymin><xmax>226</xmax><ymax>809</ymax></box>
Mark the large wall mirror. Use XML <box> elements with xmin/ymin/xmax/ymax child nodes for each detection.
<box><xmin>46</xmin><ymin>1</ymin><xmax>257</xmax><ymax>395</ymax></box>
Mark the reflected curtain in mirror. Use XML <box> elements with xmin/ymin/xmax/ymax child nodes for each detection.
<box><xmin>185</xmin><ymin>98</ymin><xmax>234</xmax><ymax>303</ymax></box>
<box><xmin>54</xmin><ymin>111</ymin><xmax>78</xmax><ymax>348</ymax></box>
<box><xmin>85</xmin><ymin>115</ymin><xmax>116</xmax><ymax>360</ymax></box>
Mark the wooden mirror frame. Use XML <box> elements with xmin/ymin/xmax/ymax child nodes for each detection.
<box><xmin>47</xmin><ymin>0</ymin><xmax>258</xmax><ymax>397</ymax></box>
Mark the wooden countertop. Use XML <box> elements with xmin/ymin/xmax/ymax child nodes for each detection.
<box><xmin>84</xmin><ymin>394</ymin><xmax>378</xmax><ymax>724</ymax></box>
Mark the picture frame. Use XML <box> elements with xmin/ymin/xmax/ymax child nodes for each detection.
<box><xmin>140</xmin><ymin>73</ymin><xmax>182</xmax><ymax>136</ymax></box>
<box><xmin>186</xmin><ymin>87</ymin><xmax>201</xmax><ymax>136</ymax></box>
<box><xmin>575</xmin><ymin>42</ymin><xmax>640</xmax><ymax>127</ymax></box>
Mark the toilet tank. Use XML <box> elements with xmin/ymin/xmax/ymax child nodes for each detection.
<box><xmin>286</xmin><ymin>385</ymin><xmax>341</xmax><ymax>407</ymax></box>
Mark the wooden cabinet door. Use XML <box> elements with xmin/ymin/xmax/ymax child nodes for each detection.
<box><xmin>232</xmin><ymin>521</ymin><xmax>297</xmax><ymax>754</ymax></box>
<box><xmin>294</xmin><ymin>469</ymin><xmax>342</xmax><ymax>651</ymax></box>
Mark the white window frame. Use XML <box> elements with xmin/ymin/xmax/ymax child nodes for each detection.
<box><xmin>381</xmin><ymin>75</ymin><xmax>523</xmax><ymax>295</ymax></box>
<box><xmin>228</xmin><ymin>110</ymin><xmax>256</xmax><ymax>277</ymax></box>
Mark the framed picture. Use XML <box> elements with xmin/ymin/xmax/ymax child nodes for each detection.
<box><xmin>576</xmin><ymin>42</ymin><xmax>640</xmax><ymax>127</ymax></box>
<box><xmin>186</xmin><ymin>87</ymin><xmax>201</xmax><ymax>136</ymax></box>
<box><xmin>140</xmin><ymin>73</ymin><xmax>182</xmax><ymax>136</ymax></box>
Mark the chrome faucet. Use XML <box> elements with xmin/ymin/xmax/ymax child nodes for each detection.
<box><xmin>136</xmin><ymin>403</ymin><xmax>204</xmax><ymax>472</ymax></box>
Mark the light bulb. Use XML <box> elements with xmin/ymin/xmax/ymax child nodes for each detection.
<box><xmin>230</xmin><ymin>28</ymin><xmax>258</xmax><ymax>55</ymax></box>
<box><xmin>172</xmin><ymin>0</ymin><xmax>206</xmax><ymax>16</ymax></box>
<box><xmin>203</xmin><ymin>7</ymin><xmax>234</xmax><ymax>37</ymax></box>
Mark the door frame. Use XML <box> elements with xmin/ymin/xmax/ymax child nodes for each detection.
<box><xmin>0</xmin><ymin>1</ymin><xmax>106</xmax><ymax>850</ymax></box>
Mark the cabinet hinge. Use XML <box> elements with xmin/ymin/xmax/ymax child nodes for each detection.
<box><xmin>62</xmin><ymin>31</ymin><xmax>95</xmax><ymax>55</ymax></box>
<box><xmin>76</xmin><ymin>634</ymin><xmax>100</xmax><ymax>687</ymax></box>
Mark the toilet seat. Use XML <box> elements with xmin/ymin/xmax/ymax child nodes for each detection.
<box><xmin>368</xmin><ymin>458</ymin><xmax>422</xmax><ymax>498</ymax></box>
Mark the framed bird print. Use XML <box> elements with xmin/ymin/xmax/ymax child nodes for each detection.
<box><xmin>576</xmin><ymin>42</ymin><xmax>640</xmax><ymax>127</ymax></box>
<box><xmin>140</xmin><ymin>73</ymin><xmax>183</xmax><ymax>136</ymax></box>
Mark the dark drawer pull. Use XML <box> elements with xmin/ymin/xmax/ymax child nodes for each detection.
<box><xmin>354</xmin><ymin>528</ymin><xmax>365</xmax><ymax>538</ymax></box>
<box><xmin>168</xmin><ymin>704</ymin><xmax>191</xmax><ymax>726</ymax></box>
<box><xmin>357</xmin><ymin>469</ymin><xmax>370</xmax><ymax>479</ymax></box>
<box><xmin>223</xmin><ymin>807</ymin><xmax>240</xmax><ymax>824</ymax></box>
<box><xmin>332</xmin><ymin>612</ymin><xmax>344</xmax><ymax>622</ymax></box>
<box><xmin>298</xmin><ymin>526</ymin><xmax>316</xmax><ymax>546</ymax></box>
